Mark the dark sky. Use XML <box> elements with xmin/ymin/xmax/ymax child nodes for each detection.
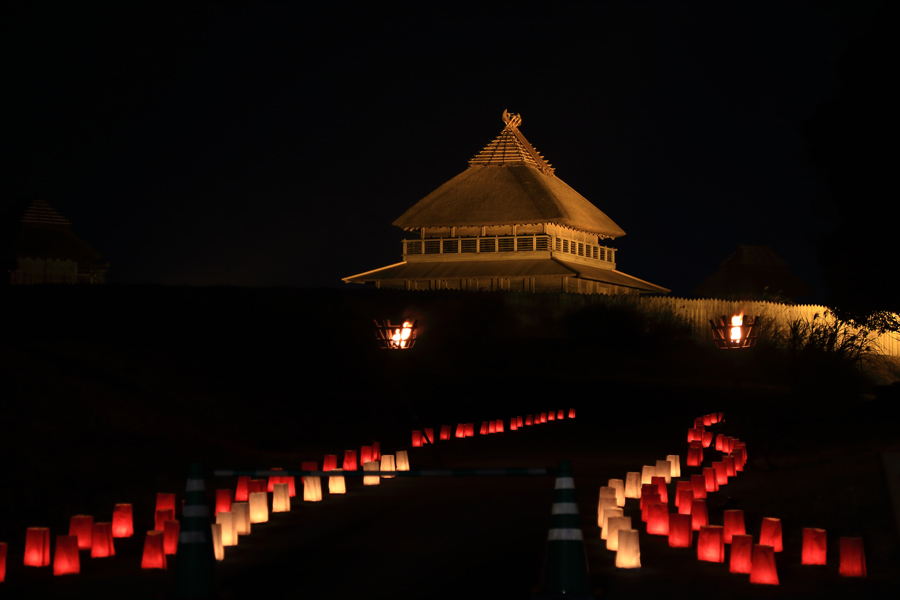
<box><xmin>1</xmin><ymin>2</ymin><xmax>883</xmax><ymax>298</ymax></box>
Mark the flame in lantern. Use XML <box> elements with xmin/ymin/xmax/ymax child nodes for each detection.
<box><xmin>730</xmin><ymin>314</ymin><xmax>743</xmax><ymax>341</ymax></box>
<box><xmin>391</xmin><ymin>322</ymin><xmax>413</xmax><ymax>348</ymax></box>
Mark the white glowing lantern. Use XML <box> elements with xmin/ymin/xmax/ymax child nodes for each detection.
<box><xmin>248</xmin><ymin>492</ymin><xmax>268</xmax><ymax>524</ymax></box>
<box><xmin>303</xmin><ymin>476</ymin><xmax>322</xmax><ymax>502</ymax></box>
<box><xmin>363</xmin><ymin>461</ymin><xmax>381</xmax><ymax>485</ymax></box>
<box><xmin>210</xmin><ymin>523</ymin><xmax>225</xmax><ymax>561</ymax></box>
<box><xmin>601</xmin><ymin>507</ymin><xmax>624</xmax><ymax>540</ymax></box>
<box><xmin>655</xmin><ymin>460</ymin><xmax>672</xmax><ymax>484</ymax></box>
<box><xmin>380</xmin><ymin>455</ymin><xmax>396</xmax><ymax>478</ymax></box>
<box><xmin>232</xmin><ymin>502</ymin><xmax>251</xmax><ymax>536</ymax></box>
<box><xmin>641</xmin><ymin>465</ymin><xmax>656</xmax><ymax>485</ymax></box>
<box><xmin>625</xmin><ymin>472</ymin><xmax>642</xmax><ymax>499</ymax></box>
<box><xmin>608</xmin><ymin>479</ymin><xmax>625</xmax><ymax>507</ymax></box>
<box><xmin>597</xmin><ymin>496</ymin><xmax>617</xmax><ymax>528</ymax></box>
<box><xmin>396</xmin><ymin>451</ymin><xmax>410</xmax><ymax>471</ymax></box>
<box><xmin>615</xmin><ymin>529</ymin><xmax>641</xmax><ymax>568</ymax></box>
<box><xmin>273</xmin><ymin>483</ymin><xmax>291</xmax><ymax>511</ymax></box>
<box><xmin>216</xmin><ymin>512</ymin><xmax>237</xmax><ymax>546</ymax></box>
<box><xmin>606</xmin><ymin>516</ymin><xmax>632</xmax><ymax>551</ymax></box>
<box><xmin>666</xmin><ymin>455</ymin><xmax>681</xmax><ymax>479</ymax></box>
<box><xmin>328</xmin><ymin>469</ymin><xmax>346</xmax><ymax>494</ymax></box>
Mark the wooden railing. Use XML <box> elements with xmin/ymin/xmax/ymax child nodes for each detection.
<box><xmin>402</xmin><ymin>235</ymin><xmax>616</xmax><ymax>263</ymax></box>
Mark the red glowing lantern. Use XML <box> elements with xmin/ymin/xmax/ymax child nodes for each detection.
<box><xmin>715</xmin><ymin>434</ymin><xmax>724</xmax><ymax>451</ymax></box>
<box><xmin>759</xmin><ymin>518</ymin><xmax>783</xmax><ymax>552</ymax></box>
<box><xmin>112</xmin><ymin>504</ymin><xmax>133</xmax><ymax>538</ymax></box>
<box><xmin>163</xmin><ymin>520</ymin><xmax>180</xmax><ymax>555</ymax></box>
<box><xmin>141</xmin><ymin>531</ymin><xmax>166</xmax><ymax>569</ymax></box>
<box><xmin>69</xmin><ymin>515</ymin><xmax>93</xmax><ymax>550</ymax></box>
<box><xmin>690</xmin><ymin>474</ymin><xmax>707</xmax><ymax>500</ymax></box>
<box><xmin>155</xmin><ymin>509</ymin><xmax>174</xmax><ymax>532</ymax></box>
<box><xmin>687</xmin><ymin>445</ymin><xmax>703</xmax><ymax>467</ymax></box>
<box><xmin>343</xmin><ymin>450</ymin><xmax>358</xmax><ymax>471</ymax></box>
<box><xmin>701</xmin><ymin>431</ymin><xmax>713</xmax><ymax>448</ymax></box>
<box><xmin>801</xmin><ymin>528</ymin><xmax>827</xmax><ymax>565</ymax></box>
<box><xmin>215</xmin><ymin>490</ymin><xmax>233</xmax><ymax>517</ymax></box>
<box><xmin>487</xmin><ymin>421</ymin><xmax>496</xmax><ymax>434</ymax></box>
<box><xmin>465</xmin><ymin>423</ymin><xmax>474</xmax><ymax>437</ymax></box>
<box><xmin>412</xmin><ymin>431</ymin><xmax>423</xmax><ymax>447</ymax></box>
<box><xmin>236</xmin><ymin>476</ymin><xmax>250</xmax><ymax>501</ymax></box>
<box><xmin>247</xmin><ymin>479</ymin><xmax>264</xmax><ymax>495</ymax></box>
<box><xmin>694</xmin><ymin>417</ymin><xmax>705</xmax><ymax>429</ymax></box>
<box><xmin>285</xmin><ymin>475</ymin><xmax>297</xmax><ymax>497</ymax></box>
<box><xmin>723</xmin><ymin>456</ymin><xmax>736</xmax><ymax>477</ymax></box>
<box><xmin>725</xmin><ymin>437</ymin><xmax>735</xmax><ymax>454</ymax></box>
<box><xmin>702</xmin><ymin>467</ymin><xmax>718</xmax><ymax>492</ymax></box>
<box><xmin>361</xmin><ymin>445</ymin><xmax>374</xmax><ymax>464</ymax></box>
<box><xmin>668</xmin><ymin>513</ymin><xmax>692</xmax><ymax>548</ymax></box>
<box><xmin>440</xmin><ymin>425</ymin><xmax>451</xmax><ymax>440</ymax></box>
<box><xmin>687</xmin><ymin>428</ymin><xmax>700</xmax><ymax>443</ymax></box>
<box><xmin>697</xmin><ymin>525</ymin><xmax>725</xmax><ymax>563</ymax></box>
<box><xmin>568</xmin><ymin>409</ymin><xmax>575</xmax><ymax>418</ymax></box>
<box><xmin>639</xmin><ymin>485</ymin><xmax>656</xmax><ymax>511</ymax></box>
<box><xmin>495</xmin><ymin>420</ymin><xmax>503</xmax><ymax>433</ymax></box>
<box><xmin>839</xmin><ymin>537</ymin><xmax>866</xmax><ymax>577</ymax></box>
<box><xmin>691</xmin><ymin>499</ymin><xmax>708</xmax><ymax>532</ymax></box>
<box><xmin>749</xmin><ymin>544</ymin><xmax>779</xmax><ymax>584</ymax></box>
<box><xmin>156</xmin><ymin>493</ymin><xmax>176</xmax><ymax>513</ymax></box>
<box><xmin>424</xmin><ymin>428</ymin><xmax>434</xmax><ymax>443</ymax></box>
<box><xmin>510</xmin><ymin>418</ymin><xmax>518</xmax><ymax>431</ymax></box>
<box><xmin>53</xmin><ymin>535</ymin><xmax>80</xmax><ymax>576</ymax></box>
<box><xmin>723</xmin><ymin>510</ymin><xmax>746</xmax><ymax>544</ymax></box>
<box><xmin>480</xmin><ymin>422</ymin><xmax>489</xmax><ymax>435</ymax></box>
<box><xmin>557</xmin><ymin>409</ymin><xmax>564</xmax><ymax>419</ymax></box>
<box><xmin>24</xmin><ymin>527</ymin><xmax>51</xmax><ymax>567</ymax></box>
<box><xmin>674</xmin><ymin>481</ymin><xmax>692</xmax><ymax>508</ymax></box>
<box><xmin>525</xmin><ymin>415</ymin><xmax>533</xmax><ymax>426</ymax></box>
<box><xmin>651</xmin><ymin>476</ymin><xmax>668</xmax><ymax>503</ymax></box>
<box><xmin>647</xmin><ymin>502</ymin><xmax>670</xmax><ymax>536</ymax></box>
<box><xmin>729</xmin><ymin>534</ymin><xmax>754</xmax><ymax>574</ymax></box>
<box><xmin>267</xmin><ymin>468</ymin><xmax>283</xmax><ymax>492</ymax></box>
<box><xmin>677</xmin><ymin>489</ymin><xmax>694</xmax><ymax>515</ymax></box>
<box><xmin>372</xmin><ymin>442</ymin><xmax>382</xmax><ymax>461</ymax></box>
<box><xmin>540</xmin><ymin>412</ymin><xmax>547</xmax><ymax>423</ymax></box>
<box><xmin>324</xmin><ymin>455</ymin><xmax>338</xmax><ymax>471</ymax></box>
<box><xmin>712</xmin><ymin>461</ymin><xmax>727</xmax><ymax>485</ymax></box>
<box><xmin>641</xmin><ymin>492</ymin><xmax>661</xmax><ymax>522</ymax></box>
<box><xmin>703</xmin><ymin>414</ymin><xmax>712</xmax><ymax>426</ymax></box>
<box><xmin>90</xmin><ymin>522</ymin><xmax>115</xmax><ymax>558</ymax></box>
<box><xmin>0</xmin><ymin>542</ymin><xmax>6</xmax><ymax>582</ymax></box>
<box><xmin>517</xmin><ymin>416</ymin><xmax>524</xmax><ymax>427</ymax></box>
<box><xmin>547</xmin><ymin>411</ymin><xmax>555</xmax><ymax>421</ymax></box>
<box><xmin>455</xmin><ymin>423</ymin><xmax>465</xmax><ymax>438</ymax></box>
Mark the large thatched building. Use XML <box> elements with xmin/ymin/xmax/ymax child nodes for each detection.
<box><xmin>343</xmin><ymin>111</ymin><xmax>668</xmax><ymax>295</ymax></box>
<box><xmin>1</xmin><ymin>197</ymin><xmax>108</xmax><ymax>285</ymax></box>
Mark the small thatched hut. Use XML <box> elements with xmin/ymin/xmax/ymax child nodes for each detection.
<box><xmin>343</xmin><ymin>111</ymin><xmax>668</xmax><ymax>295</ymax></box>
<box><xmin>1</xmin><ymin>197</ymin><xmax>108</xmax><ymax>285</ymax></box>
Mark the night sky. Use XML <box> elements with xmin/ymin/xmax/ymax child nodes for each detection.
<box><xmin>1</xmin><ymin>2</ymin><xmax>884</xmax><ymax>298</ymax></box>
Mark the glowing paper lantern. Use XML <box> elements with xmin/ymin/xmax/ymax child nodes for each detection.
<box><xmin>694</xmin><ymin>418</ymin><xmax>705</xmax><ymax>429</ymax></box>
<box><xmin>750</xmin><ymin>544</ymin><xmax>779</xmax><ymax>584</ymax></box>
<box><xmin>568</xmin><ymin>408</ymin><xmax>575</xmax><ymax>418</ymax></box>
<box><xmin>724</xmin><ymin>456</ymin><xmax>736</xmax><ymax>477</ymax></box>
<box><xmin>248</xmin><ymin>479</ymin><xmax>265</xmax><ymax>494</ymax></box>
<box><xmin>557</xmin><ymin>410</ymin><xmax>564</xmax><ymax>419</ymax></box>
<box><xmin>211</xmin><ymin>523</ymin><xmax>224</xmax><ymax>561</ymax></box>
<box><xmin>687</xmin><ymin>444</ymin><xmax>703</xmax><ymax>467</ymax></box>
<box><xmin>540</xmin><ymin>412</ymin><xmax>547</xmax><ymax>423</ymax></box>
<box><xmin>267</xmin><ymin>468</ymin><xmax>283</xmax><ymax>492</ymax></box>
<box><xmin>703</xmin><ymin>414</ymin><xmax>712</xmax><ymax>426</ymax></box>
<box><xmin>655</xmin><ymin>460</ymin><xmax>672</xmax><ymax>484</ymax></box>
<box><xmin>273</xmin><ymin>483</ymin><xmax>291</xmax><ymax>512</ymax></box>
<box><xmin>615</xmin><ymin>529</ymin><xmax>641</xmax><ymax>568</ymax></box>
<box><xmin>687</xmin><ymin>428</ymin><xmax>700</xmax><ymax>443</ymax></box>
<box><xmin>641</xmin><ymin>493</ymin><xmax>661</xmax><ymax>523</ymax></box>
<box><xmin>380</xmin><ymin>455</ymin><xmax>396</xmax><ymax>478</ymax></box>
<box><xmin>666</xmin><ymin>455</ymin><xmax>681</xmax><ymax>478</ymax></box>
<box><xmin>668</xmin><ymin>513</ymin><xmax>692</xmax><ymax>548</ymax></box>
<box><xmin>606</xmin><ymin>516</ymin><xmax>631</xmax><ymax>551</ymax></box>
<box><xmin>440</xmin><ymin>425</ymin><xmax>451</xmax><ymax>440</ymax></box>
<box><xmin>517</xmin><ymin>416</ymin><xmax>524</xmax><ymax>427</ymax></box>
<box><xmin>677</xmin><ymin>489</ymin><xmax>693</xmax><ymax>515</ymax></box>
<box><xmin>285</xmin><ymin>475</ymin><xmax>297</xmax><ymax>498</ymax></box>
<box><xmin>24</xmin><ymin>527</ymin><xmax>50</xmax><ymax>567</ymax></box>
<box><xmin>839</xmin><ymin>537</ymin><xmax>866</xmax><ymax>577</ymax></box>
<box><xmin>155</xmin><ymin>509</ymin><xmax>174</xmax><ymax>532</ymax></box>
<box><xmin>465</xmin><ymin>423</ymin><xmax>474</xmax><ymax>437</ymax></box>
<box><xmin>0</xmin><ymin>542</ymin><xmax>7</xmax><ymax>582</ymax></box>
<box><xmin>759</xmin><ymin>518</ymin><xmax>783</xmax><ymax>552</ymax></box>
<box><xmin>801</xmin><ymin>528</ymin><xmax>827</xmax><ymax>565</ymax></box>
<box><xmin>480</xmin><ymin>422</ymin><xmax>489</xmax><ymax>435</ymax></box>
<box><xmin>362</xmin><ymin>445</ymin><xmax>374</xmax><ymax>464</ymax></box>
<box><xmin>343</xmin><ymin>450</ymin><xmax>358</xmax><ymax>471</ymax></box>
<box><xmin>639</xmin><ymin>485</ymin><xmax>656</xmax><ymax>511</ymax></box>
<box><xmin>216</xmin><ymin>512</ymin><xmax>237</xmax><ymax>546</ymax></box>
<box><xmin>597</xmin><ymin>495</ymin><xmax>617</xmax><ymax>528</ymax></box>
<box><xmin>235</xmin><ymin>476</ymin><xmax>250</xmax><ymax>502</ymax></box>
<box><xmin>215</xmin><ymin>489</ymin><xmax>233</xmax><ymax>517</ymax></box>
<box><xmin>608</xmin><ymin>479</ymin><xmax>625</xmax><ymax>507</ymax></box>
<box><xmin>232</xmin><ymin>502</ymin><xmax>251</xmax><ymax>535</ymax></box>
<box><xmin>363</xmin><ymin>461</ymin><xmax>381</xmax><ymax>485</ymax></box>
<box><xmin>455</xmin><ymin>423</ymin><xmax>465</xmax><ymax>438</ymax></box>
<box><xmin>248</xmin><ymin>492</ymin><xmax>268</xmax><ymax>523</ymax></box>
<box><xmin>69</xmin><ymin>515</ymin><xmax>93</xmax><ymax>550</ymax></box>
<box><xmin>625</xmin><ymin>472</ymin><xmax>642</xmax><ymax>499</ymax></box>
<box><xmin>697</xmin><ymin>525</ymin><xmax>725</xmax><ymax>562</ymax></box>
<box><xmin>53</xmin><ymin>535</ymin><xmax>80</xmax><ymax>575</ymax></box>
<box><xmin>690</xmin><ymin>474</ymin><xmax>707</xmax><ymax>500</ymax></box>
<box><xmin>547</xmin><ymin>411</ymin><xmax>555</xmax><ymax>422</ymax></box>
<box><xmin>510</xmin><ymin>418</ymin><xmax>518</xmax><ymax>431</ymax></box>
<box><xmin>328</xmin><ymin>469</ymin><xmax>346</xmax><ymax>494</ymax></box>
<box><xmin>601</xmin><ymin>508</ymin><xmax>624</xmax><ymax>540</ymax></box>
<box><xmin>641</xmin><ymin>465</ymin><xmax>656</xmax><ymax>485</ymax></box>
<box><xmin>111</xmin><ymin>504</ymin><xmax>133</xmax><ymax>538</ymax></box>
<box><xmin>156</xmin><ymin>493</ymin><xmax>176</xmax><ymax>513</ymax></box>
<box><xmin>703</xmin><ymin>467</ymin><xmax>719</xmax><ymax>492</ymax></box>
<box><xmin>494</xmin><ymin>420</ymin><xmax>503</xmax><ymax>433</ymax></box>
<box><xmin>90</xmin><ymin>522</ymin><xmax>115</xmax><ymax>558</ymax></box>
<box><xmin>372</xmin><ymin>442</ymin><xmax>381</xmax><ymax>461</ymax></box>
<box><xmin>691</xmin><ymin>499</ymin><xmax>708</xmax><ymax>532</ymax></box>
<box><xmin>163</xmin><ymin>520</ymin><xmax>180</xmax><ymax>555</ymax></box>
<box><xmin>701</xmin><ymin>431</ymin><xmax>713</xmax><ymax>448</ymax></box>
<box><xmin>141</xmin><ymin>531</ymin><xmax>166</xmax><ymax>569</ymax></box>
<box><xmin>715</xmin><ymin>434</ymin><xmax>725</xmax><ymax>451</ymax></box>
<box><xmin>425</xmin><ymin>428</ymin><xmax>435</xmax><ymax>443</ymax></box>
<box><xmin>723</xmin><ymin>510</ymin><xmax>746</xmax><ymax>544</ymax></box>
<box><xmin>303</xmin><ymin>473</ymin><xmax>322</xmax><ymax>502</ymax></box>
<box><xmin>728</xmin><ymin>534</ymin><xmax>753</xmax><ymax>573</ymax></box>
<box><xmin>323</xmin><ymin>455</ymin><xmax>338</xmax><ymax>471</ymax></box>
<box><xmin>674</xmin><ymin>480</ymin><xmax>691</xmax><ymax>506</ymax></box>
<box><xmin>488</xmin><ymin>421</ymin><xmax>496</xmax><ymax>434</ymax></box>
<box><xmin>396</xmin><ymin>451</ymin><xmax>410</xmax><ymax>471</ymax></box>
<box><xmin>651</xmin><ymin>476</ymin><xmax>668</xmax><ymax>502</ymax></box>
<box><xmin>647</xmin><ymin>502</ymin><xmax>670</xmax><ymax>535</ymax></box>
<box><xmin>525</xmin><ymin>415</ymin><xmax>533</xmax><ymax>426</ymax></box>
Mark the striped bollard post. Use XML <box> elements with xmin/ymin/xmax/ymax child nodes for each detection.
<box><xmin>539</xmin><ymin>459</ymin><xmax>594</xmax><ymax>599</ymax></box>
<box><xmin>172</xmin><ymin>462</ymin><xmax>217</xmax><ymax>598</ymax></box>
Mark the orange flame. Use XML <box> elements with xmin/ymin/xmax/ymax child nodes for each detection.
<box><xmin>390</xmin><ymin>322</ymin><xmax>413</xmax><ymax>348</ymax></box>
<box><xmin>730</xmin><ymin>314</ymin><xmax>744</xmax><ymax>341</ymax></box>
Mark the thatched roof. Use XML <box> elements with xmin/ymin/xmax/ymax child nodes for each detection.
<box><xmin>692</xmin><ymin>244</ymin><xmax>814</xmax><ymax>300</ymax></box>
<box><xmin>1</xmin><ymin>197</ymin><xmax>103</xmax><ymax>262</ymax></box>
<box><xmin>393</xmin><ymin>114</ymin><xmax>626</xmax><ymax>239</ymax></box>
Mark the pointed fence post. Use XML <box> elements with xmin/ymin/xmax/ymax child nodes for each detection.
<box><xmin>172</xmin><ymin>462</ymin><xmax>217</xmax><ymax>598</ymax></box>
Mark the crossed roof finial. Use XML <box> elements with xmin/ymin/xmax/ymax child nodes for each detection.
<box><xmin>502</xmin><ymin>109</ymin><xmax>522</xmax><ymax>128</ymax></box>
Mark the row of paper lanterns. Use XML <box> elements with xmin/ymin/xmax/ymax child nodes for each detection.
<box><xmin>596</xmin><ymin>411</ymin><xmax>867</xmax><ymax>581</ymax></box>
<box><xmin>412</xmin><ymin>409</ymin><xmax>576</xmax><ymax>447</ymax></box>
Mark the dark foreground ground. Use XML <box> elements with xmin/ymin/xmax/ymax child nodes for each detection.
<box><xmin>1</xmin><ymin>285</ymin><xmax>899</xmax><ymax>598</ymax></box>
